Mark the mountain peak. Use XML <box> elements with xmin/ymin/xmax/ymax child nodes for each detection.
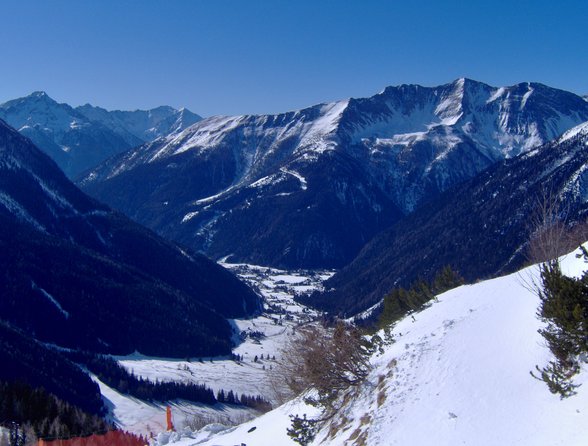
<box><xmin>26</xmin><ymin>91</ymin><xmax>59</xmax><ymax>104</ymax></box>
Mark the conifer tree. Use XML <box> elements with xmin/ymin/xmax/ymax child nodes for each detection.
<box><xmin>533</xmin><ymin>247</ymin><xmax>588</xmax><ymax>397</ymax></box>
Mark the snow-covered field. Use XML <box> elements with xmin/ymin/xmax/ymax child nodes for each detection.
<box><xmin>153</xmin><ymin>248</ymin><xmax>588</xmax><ymax>446</ymax></box>
<box><xmin>96</xmin><ymin>376</ymin><xmax>252</xmax><ymax>438</ymax></box>
<box><xmin>104</xmin><ymin>264</ymin><xmax>334</xmax><ymax>435</ymax></box>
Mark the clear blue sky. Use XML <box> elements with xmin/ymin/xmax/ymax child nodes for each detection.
<box><xmin>1</xmin><ymin>0</ymin><xmax>586</xmax><ymax>116</ymax></box>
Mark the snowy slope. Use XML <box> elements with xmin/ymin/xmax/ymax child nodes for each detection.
<box><xmin>156</xmin><ymin>247</ymin><xmax>588</xmax><ymax>446</ymax></box>
<box><xmin>80</xmin><ymin>79</ymin><xmax>588</xmax><ymax>268</ymax></box>
<box><xmin>560</xmin><ymin>120</ymin><xmax>588</xmax><ymax>144</ymax></box>
<box><xmin>94</xmin><ymin>376</ymin><xmax>253</xmax><ymax>437</ymax></box>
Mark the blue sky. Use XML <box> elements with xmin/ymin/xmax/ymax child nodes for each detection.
<box><xmin>1</xmin><ymin>0</ymin><xmax>586</xmax><ymax>116</ymax></box>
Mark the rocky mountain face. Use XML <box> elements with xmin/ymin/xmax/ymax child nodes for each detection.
<box><xmin>80</xmin><ymin>79</ymin><xmax>588</xmax><ymax>269</ymax></box>
<box><xmin>304</xmin><ymin>120</ymin><xmax>588</xmax><ymax>316</ymax></box>
<box><xmin>0</xmin><ymin>92</ymin><xmax>200</xmax><ymax>178</ymax></box>
<box><xmin>0</xmin><ymin>118</ymin><xmax>260</xmax><ymax>357</ymax></box>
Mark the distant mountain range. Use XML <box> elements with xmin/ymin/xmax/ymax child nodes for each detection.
<box><xmin>0</xmin><ymin>92</ymin><xmax>201</xmax><ymax>177</ymax></box>
<box><xmin>304</xmin><ymin>121</ymin><xmax>588</xmax><ymax>316</ymax></box>
<box><xmin>0</xmin><ymin>118</ymin><xmax>260</xmax><ymax>357</ymax></box>
<box><xmin>79</xmin><ymin>79</ymin><xmax>588</xmax><ymax>269</ymax></box>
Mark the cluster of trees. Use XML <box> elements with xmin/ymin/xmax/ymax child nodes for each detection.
<box><xmin>280</xmin><ymin>322</ymin><xmax>374</xmax><ymax>445</ymax></box>
<box><xmin>0</xmin><ymin>381</ymin><xmax>109</xmax><ymax>442</ymax></box>
<box><xmin>216</xmin><ymin>390</ymin><xmax>272</xmax><ymax>412</ymax></box>
<box><xmin>376</xmin><ymin>266</ymin><xmax>464</xmax><ymax>329</ymax></box>
<box><xmin>532</xmin><ymin>248</ymin><xmax>588</xmax><ymax>397</ymax></box>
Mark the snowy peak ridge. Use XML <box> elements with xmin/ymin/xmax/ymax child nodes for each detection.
<box><xmin>28</xmin><ymin>91</ymin><xmax>50</xmax><ymax>99</ymax></box>
<box><xmin>79</xmin><ymin>79</ymin><xmax>588</xmax><ymax>269</ymax></box>
<box><xmin>340</xmin><ymin>78</ymin><xmax>588</xmax><ymax>158</ymax></box>
<box><xmin>74</xmin><ymin>102</ymin><xmax>202</xmax><ymax>143</ymax></box>
<box><xmin>0</xmin><ymin>91</ymin><xmax>86</xmax><ymax>133</ymax></box>
<box><xmin>145</xmin><ymin>99</ymin><xmax>349</xmax><ymax>165</ymax></box>
<box><xmin>0</xmin><ymin>92</ymin><xmax>202</xmax><ymax>177</ymax></box>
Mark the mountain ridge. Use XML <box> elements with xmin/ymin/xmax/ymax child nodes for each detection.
<box><xmin>80</xmin><ymin>79</ymin><xmax>588</xmax><ymax>268</ymax></box>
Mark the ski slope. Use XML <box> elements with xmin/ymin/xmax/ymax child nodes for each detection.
<box><xmin>154</xmin><ymin>247</ymin><xmax>588</xmax><ymax>446</ymax></box>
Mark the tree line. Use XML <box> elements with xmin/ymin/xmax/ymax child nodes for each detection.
<box><xmin>0</xmin><ymin>380</ymin><xmax>110</xmax><ymax>442</ymax></box>
<box><xmin>360</xmin><ymin>265</ymin><xmax>464</xmax><ymax>330</ymax></box>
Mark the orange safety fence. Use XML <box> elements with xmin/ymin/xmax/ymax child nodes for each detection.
<box><xmin>37</xmin><ymin>430</ymin><xmax>147</xmax><ymax>446</ymax></box>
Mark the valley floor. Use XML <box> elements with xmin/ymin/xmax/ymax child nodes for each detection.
<box><xmin>98</xmin><ymin>264</ymin><xmax>334</xmax><ymax>436</ymax></box>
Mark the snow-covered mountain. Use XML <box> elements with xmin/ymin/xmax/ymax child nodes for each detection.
<box><xmin>309</xmin><ymin>119</ymin><xmax>588</xmax><ymax>316</ymax></box>
<box><xmin>0</xmin><ymin>118</ymin><xmax>260</xmax><ymax>357</ymax></box>
<box><xmin>75</xmin><ymin>103</ymin><xmax>201</xmax><ymax>146</ymax></box>
<box><xmin>151</xmin><ymin>248</ymin><xmax>588</xmax><ymax>446</ymax></box>
<box><xmin>0</xmin><ymin>92</ymin><xmax>200</xmax><ymax>177</ymax></box>
<box><xmin>80</xmin><ymin>79</ymin><xmax>588</xmax><ymax>268</ymax></box>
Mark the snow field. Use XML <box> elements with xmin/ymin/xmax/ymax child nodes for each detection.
<box><xmin>94</xmin><ymin>377</ymin><xmax>252</xmax><ymax>438</ymax></box>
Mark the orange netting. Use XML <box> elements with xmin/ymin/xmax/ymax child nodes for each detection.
<box><xmin>37</xmin><ymin>430</ymin><xmax>147</xmax><ymax>446</ymax></box>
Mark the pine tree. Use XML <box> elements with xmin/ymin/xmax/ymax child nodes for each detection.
<box><xmin>287</xmin><ymin>414</ymin><xmax>317</xmax><ymax>446</ymax></box>
<box><xmin>533</xmin><ymin>248</ymin><xmax>588</xmax><ymax>398</ymax></box>
<box><xmin>431</xmin><ymin>265</ymin><xmax>464</xmax><ymax>294</ymax></box>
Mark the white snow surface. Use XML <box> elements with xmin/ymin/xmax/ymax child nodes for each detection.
<box><xmin>156</xmin><ymin>247</ymin><xmax>588</xmax><ymax>446</ymax></box>
<box><xmin>93</xmin><ymin>376</ymin><xmax>252</xmax><ymax>438</ymax></box>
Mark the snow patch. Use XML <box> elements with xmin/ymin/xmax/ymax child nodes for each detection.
<box><xmin>279</xmin><ymin>167</ymin><xmax>307</xmax><ymax>190</ymax></box>
<box><xmin>486</xmin><ymin>87</ymin><xmax>506</xmax><ymax>104</ymax></box>
<box><xmin>31</xmin><ymin>281</ymin><xmax>69</xmax><ymax>318</ymax></box>
<box><xmin>181</xmin><ymin>211</ymin><xmax>199</xmax><ymax>223</ymax></box>
<box><xmin>521</xmin><ymin>84</ymin><xmax>534</xmax><ymax>109</ymax></box>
